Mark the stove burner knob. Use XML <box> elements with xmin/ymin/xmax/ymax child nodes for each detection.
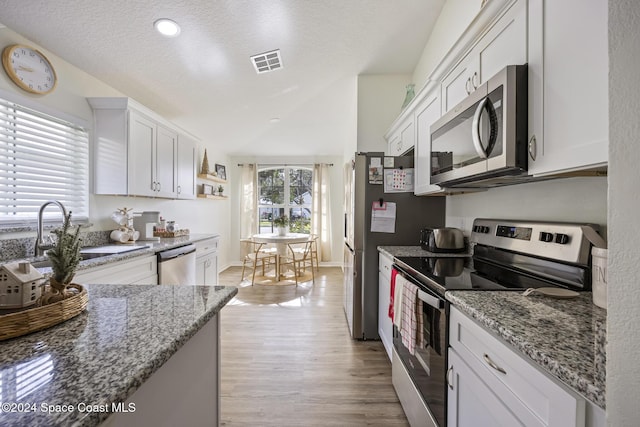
<box><xmin>481</xmin><ymin>226</ymin><xmax>490</xmax><ymax>234</ymax></box>
<box><xmin>539</xmin><ymin>232</ymin><xmax>554</xmax><ymax>242</ymax></box>
<box><xmin>555</xmin><ymin>233</ymin><xmax>570</xmax><ymax>244</ymax></box>
<box><xmin>472</xmin><ymin>225</ymin><xmax>479</xmax><ymax>233</ymax></box>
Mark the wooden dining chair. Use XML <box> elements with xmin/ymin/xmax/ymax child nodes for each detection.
<box><xmin>240</xmin><ymin>239</ymin><xmax>278</xmax><ymax>285</ymax></box>
<box><xmin>279</xmin><ymin>241</ymin><xmax>315</xmax><ymax>286</ymax></box>
<box><xmin>292</xmin><ymin>234</ymin><xmax>319</xmax><ymax>271</ymax></box>
<box><xmin>308</xmin><ymin>234</ymin><xmax>319</xmax><ymax>271</ymax></box>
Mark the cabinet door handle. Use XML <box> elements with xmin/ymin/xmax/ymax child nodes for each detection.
<box><xmin>447</xmin><ymin>366</ymin><xmax>454</xmax><ymax>390</ymax></box>
<box><xmin>157</xmin><ymin>182</ymin><xmax>161</xmax><ymax>192</ymax></box>
<box><xmin>483</xmin><ymin>354</ymin><xmax>507</xmax><ymax>374</ymax></box>
<box><xmin>472</xmin><ymin>71</ymin><xmax>479</xmax><ymax>88</ymax></box>
<box><xmin>528</xmin><ymin>135</ymin><xmax>537</xmax><ymax>161</ymax></box>
<box><xmin>177</xmin><ymin>185</ymin><xmax>181</xmax><ymax>194</ymax></box>
<box><xmin>465</xmin><ymin>77</ymin><xmax>471</xmax><ymax>95</ymax></box>
<box><xmin>205</xmin><ymin>259</ymin><xmax>211</xmax><ymax>268</ymax></box>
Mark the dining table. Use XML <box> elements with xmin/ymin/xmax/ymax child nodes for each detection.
<box><xmin>252</xmin><ymin>232</ymin><xmax>309</xmax><ymax>279</ymax></box>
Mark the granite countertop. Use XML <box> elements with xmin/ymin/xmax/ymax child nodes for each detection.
<box><xmin>0</xmin><ymin>283</ymin><xmax>237</xmax><ymax>427</ymax></box>
<box><xmin>377</xmin><ymin>246</ymin><xmax>607</xmax><ymax>409</ymax></box>
<box><xmin>19</xmin><ymin>233</ymin><xmax>220</xmax><ymax>275</ymax></box>
<box><xmin>378</xmin><ymin>245</ymin><xmax>471</xmax><ymax>258</ymax></box>
<box><xmin>446</xmin><ymin>291</ymin><xmax>606</xmax><ymax>409</ymax></box>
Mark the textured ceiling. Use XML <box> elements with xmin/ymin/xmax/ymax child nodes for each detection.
<box><xmin>0</xmin><ymin>0</ymin><xmax>444</xmax><ymax>157</ymax></box>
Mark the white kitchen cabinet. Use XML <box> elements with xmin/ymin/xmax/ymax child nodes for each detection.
<box><xmin>386</xmin><ymin>114</ymin><xmax>415</xmax><ymax>156</ymax></box>
<box><xmin>413</xmin><ymin>83</ymin><xmax>444</xmax><ymax>195</ymax></box>
<box><xmin>441</xmin><ymin>0</ymin><xmax>527</xmax><ymax>113</ymax></box>
<box><xmin>377</xmin><ymin>251</ymin><xmax>394</xmax><ymax>361</ymax></box>
<box><xmin>75</xmin><ymin>255</ymin><xmax>158</xmax><ymax>285</ymax></box>
<box><xmin>196</xmin><ymin>237</ymin><xmax>219</xmax><ymax>285</ymax></box>
<box><xmin>176</xmin><ymin>134</ymin><xmax>197</xmax><ymax>199</ymax></box>
<box><xmin>448</xmin><ymin>306</ymin><xmax>585</xmax><ymax>427</ymax></box>
<box><xmin>527</xmin><ymin>0</ymin><xmax>608</xmax><ymax>176</ymax></box>
<box><xmin>128</xmin><ymin>111</ymin><xmax>177</xmax><ymax>198</ymax></box>
<box><xmin>88</xmin><ymin>97</ymin><xmax>198</xmax><ymax>199</ymax></box>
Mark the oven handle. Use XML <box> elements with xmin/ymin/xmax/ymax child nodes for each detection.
<box><xmin>393</xmin><ymin>264</ymin><xmax>444</xmax><ymax>309</ymax></box>
<box><xmin>417</xmin><ymin>289</ymin><xmax>443</xmax><ymax>310</ymax></box>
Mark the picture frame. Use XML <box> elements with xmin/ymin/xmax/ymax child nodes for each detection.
<box><xmin>215</xmin><ymin>164</ymin><xmax>226</xmax><ymax>180</ymax></box>
<box><xmin>202</xmin><ymin>184</ymin><xmax>213</xmax><ymax>195</ymax></box>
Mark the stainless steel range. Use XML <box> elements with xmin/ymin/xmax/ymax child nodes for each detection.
<box><xmin>390</xmin><ymin>219</ymin><xmax>603</xmax><ymax>427</ymax></box>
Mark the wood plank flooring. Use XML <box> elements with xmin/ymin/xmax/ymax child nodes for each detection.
<box><xmin>219</xmin><ymin>266</ymin><xmax>409</xmax><ymax>426</ymax></box>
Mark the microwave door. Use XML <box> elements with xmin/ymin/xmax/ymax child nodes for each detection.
<box><xmin>430</xmin><ymin>86</ymin><xmax>489</xmax><ymax>185</ymax></box>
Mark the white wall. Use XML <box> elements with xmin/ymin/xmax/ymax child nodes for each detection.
<box><xmin>356</xmin><ymin>74</ymin><xmax>412</xmax><ymax>153</ymax></box>
<box><xmin>446</xmin><ymin>177</ymin><xmax>608</xmax><ymax>235</ymax></box>
<box><xmin>607</xmin><ymin>0</ymin><xmax>640</xmax><ymax>424</ymax></box>
<box><xmin>228</xmin><ymin>156</ymin><xmax>344</xmax><ymax>265</ymax></box>
<box><xmin>0</xmin><ymin>27</ymin><xmax>232</xmax><ymax>269</ymax></box>
<box><xmin>412</xmin><ymin>0</ymin><xmax>481</xmax><ymax>92</ymax></box>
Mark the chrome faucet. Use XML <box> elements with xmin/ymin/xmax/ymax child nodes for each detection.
<box><xmin>35</xmin><ymin>200</ymin><xmax>68</xmax><ymax>257</ymax></box>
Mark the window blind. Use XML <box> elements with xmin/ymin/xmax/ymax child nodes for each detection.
<box><xmin>0</xmin><ymin>97</ymin><xmax>89</xmax><ymax>225</ymax></box>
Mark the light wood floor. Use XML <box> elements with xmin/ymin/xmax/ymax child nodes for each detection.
<box><xmin>218</xmin><ymin>266</ymin><xmax>409</xmax><ymax>426</ymax></box>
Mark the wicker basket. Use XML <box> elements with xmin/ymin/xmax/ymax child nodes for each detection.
<box><xmin>0</xmin><ymin>284</ymin><xmax>88</xmax><ymax>341</ymax></box>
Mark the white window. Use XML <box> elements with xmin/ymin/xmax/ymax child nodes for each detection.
<box><xmin>0</xmin><ymin>97</ymin><xmax>89</xmax><ymax>227</ymax></box>
<box><xmin>257</xmin><ymin>166</ymin><xmax>312</xmax><ymax>234</ymax></box>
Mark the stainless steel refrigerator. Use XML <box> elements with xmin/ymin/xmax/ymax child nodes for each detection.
<box><xmin>343</xmin><ymin>152</ymin><xmax>445</xmax><ymax>340</ymax></box>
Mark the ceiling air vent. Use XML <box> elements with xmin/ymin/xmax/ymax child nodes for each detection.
<box><xmin>250</xmin><ymin>49</ymin><xmax>283</xmax><ymax>74</ymax></box>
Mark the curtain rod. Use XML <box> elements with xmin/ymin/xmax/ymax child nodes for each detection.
<box><xmin>237</xmin><ymin>163</ymin><xmax>333</xmax><ymax>167</ymax></box>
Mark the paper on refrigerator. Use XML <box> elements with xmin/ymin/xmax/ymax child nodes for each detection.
<box><xmin>371</xmin><ymin>201</ymin><xmax>396</xmax><ymax>233</ymax></box>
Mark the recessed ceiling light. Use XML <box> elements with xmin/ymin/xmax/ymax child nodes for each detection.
<box><xmin>154</xmin><ymin>19</ymin><xmax>181</xmax><ymax>37</ymax></box>
<box><xmin>269</xmin><ymin>118</ymin><xmax>281</xmax><ymax>123</ymax></box>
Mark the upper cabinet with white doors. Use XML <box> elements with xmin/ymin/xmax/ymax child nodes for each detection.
<box><xmin>526</xmin><ymin>0</ymin><xmax>608</xmax><ymax>176</ymax></box>
<box><xmin>88</xmin><ymin>97</ymin><xmax>197</xmax><ymax>199</ymax></box>
<box><xmin>441</xmin><ymin>0</ymin><xmax>527</xmax><ymax>114</ymax></box>
<box><xmin>385</xmin><ymin>111</ymin><xmax>415</xmax><ymax>156</ymax></box>
<box><xmin>176</xmin><ymin>134</ymin><xmax>197</xmax><ymax>199</ymax></box>
<box><xmin>385</xmin><ymin>0</ymin><xmax>607</xmax><ymax>189</ymax></box>
<box><xmin>413</xmin><ymin>82</ymin><xmax>444</xmax><ymax>195</ymax></box>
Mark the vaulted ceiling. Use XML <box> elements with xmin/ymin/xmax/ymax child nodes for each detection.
<box><xmin>0</xmin><ymin>0</ymin><xmax>445</xmax><ymax>156</ymax></box>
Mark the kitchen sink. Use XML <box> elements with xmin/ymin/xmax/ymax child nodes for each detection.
<box><xmin>31</xmin><ymin>245</ymin><xmax>150</xmax><ymax>269</ymax></box>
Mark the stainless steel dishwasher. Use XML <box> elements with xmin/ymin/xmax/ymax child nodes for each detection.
<box><xmin>157</xmin><ymin>244</ymin><xmax>197</xmax><ymax>285</ymax></box>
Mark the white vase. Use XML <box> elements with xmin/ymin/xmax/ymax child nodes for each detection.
<box><xmin>277</xmin><ymin>226</ymin><xmax>288</xmax><ymax>236</ymax></box>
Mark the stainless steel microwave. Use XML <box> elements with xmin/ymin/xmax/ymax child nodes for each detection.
<box><xmin>430</xmin><ymin>65</ymin><xmax>528</xmax><ymax>188</ymax></box>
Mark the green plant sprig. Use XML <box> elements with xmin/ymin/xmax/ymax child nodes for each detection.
<box><xmin>273</xmin><ymin>215</ymin><xmax>289</xmax><ymax>227</ymax></box>
<box><xmin>47</xmin><ymin>211</ymin><xmax>82</xmax><ymax>284</ymax></box>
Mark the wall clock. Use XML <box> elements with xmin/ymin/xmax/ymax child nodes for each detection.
<box><xmin>2</xmin><ymin>44</ymin><xmax>57</xmax><ymax>95</ymax></box>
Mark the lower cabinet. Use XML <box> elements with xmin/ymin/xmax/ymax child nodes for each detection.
<box><xmin>196</xmin><ymin>237</ymin><xmax>219</xmax><ymax>285</ymax></box>
<box><xmin>75</xmin><ymin>255</ymin><xmax>158</xmax><ymax>285</ymax></box>
<box><xmin>377</xmin><ymin>251</ymin><xmax>394</xmax><ymax>361</ymax></box>
<box><xmin>100</xmin><ymin>315</ymin><xmax>219</xmax><ymax>427</ymax></box>
<box><xmin>448</xmin><ymin>306</ymin><xmax>585</xmax><ymax>427</ymax></box>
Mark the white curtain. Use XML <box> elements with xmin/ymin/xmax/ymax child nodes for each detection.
<box><xmin>240</xmin><ymin>164</ymin><xmax>258</xmax><ymax>258</ymax></box>
<box><xmin>311</xmin><ymin>163</ymin><xmax>333</xmax><ymax>263</ymax></box>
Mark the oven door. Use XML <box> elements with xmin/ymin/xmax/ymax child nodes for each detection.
<box><xmin>393</xmin><ymin>268</ymin><xmax>448</xmax><ymax>427</ymax></box>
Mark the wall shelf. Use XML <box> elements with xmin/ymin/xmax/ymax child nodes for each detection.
<box><xmin>197</xmin><ymin>174</ymin><xmax>227</xmax><ymax>184</ymax></box>
<box><xmin>197</xmin><ymin>194</ymin><xmax>228</xmax><ymax>200</ymax></box>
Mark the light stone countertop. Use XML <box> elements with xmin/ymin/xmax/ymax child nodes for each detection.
<box><xmin>377</xmin><ymin>246</ymin><xmax>606</xmax><ymax>409</ymax></box>
<box><xmin>446</xmin><ymin>291</ymin><xmax>606</xmax><ymax>409</ymax></box>
<box><xmin>14</xmin><ymin>233</ymin><xmax>220</xmax><ymax>277</ymax></box>
<box><xmin>0</xmin><ymin>282</ymin><xmax>237</xmax><ymax>427</ymax></box>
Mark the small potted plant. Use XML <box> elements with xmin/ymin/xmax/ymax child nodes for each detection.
<box><xmin>273</xmin><ymin>215</ymin><xmax>290</xmax><ymax>236</ymax></box>
<box><xmin>42</xmin><ymin>212</ymin><xmax>83</xmax><ymax>303</ymax></box>
<box><xmin>217</xmin><ymin>185</ymin><xmax>224</xmax><ymax>196</ymax></box>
